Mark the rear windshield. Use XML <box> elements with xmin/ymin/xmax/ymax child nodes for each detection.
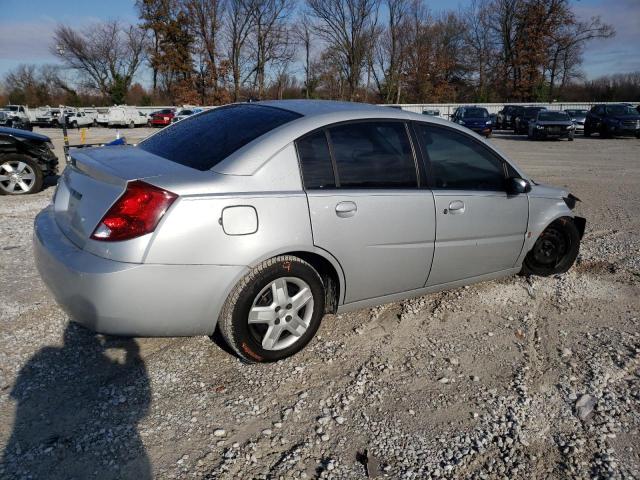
<box><xmin>139</xmin><ymin>104</ymin><xmax>302</xmax><ymax>171</ymax></box>
<box><xmin>538</xmin><ymin>111</ymin><xmax>569</xmax><ymax>121</ymax></box>
<box><xmin>462</xmin><ymin>108</ymin><xmax>488</xmax><ymax>118</ymax></box>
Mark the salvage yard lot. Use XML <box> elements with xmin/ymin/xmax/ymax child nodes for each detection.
<box><xmin>1</xmin><ymin>127</ymin><xmax>639</xmax><ymax>479</ymax></box>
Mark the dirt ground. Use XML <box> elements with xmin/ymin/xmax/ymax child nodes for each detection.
<box><xmin>0</xmin><ymin>126</ymin><xmax>639</xmax><ymax>480</ymax></box>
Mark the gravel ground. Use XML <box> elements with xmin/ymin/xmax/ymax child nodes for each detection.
<box><xmin>0</xmin><ymin>126</ymin><xmax>639</xmax><ymax>480</ymax></box>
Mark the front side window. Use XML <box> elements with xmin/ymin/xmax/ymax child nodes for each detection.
<box><xmin>328</xmin><ymin>122</ymin><xmax>417</xmax><ymax>188</ymax></box>
<box><xmin>414</xmin><ymin>123</ymin><xmax>506</xmax><ymax>191</ymax></box>
<box><xmin>139</xmin><ymin>104</ymin><xmax>301</xmax><ymax>171</ymax></box>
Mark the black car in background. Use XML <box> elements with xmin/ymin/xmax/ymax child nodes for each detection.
<box><xmin>0</xmin><ymin>127</ymin><xmax>58</xmax><ymax>195</ymax></box>
<box><xmin>451</xmin><ymin>106</ymin><xmax>492</xmax><ymax>137</ymax></box>
<box><xmin>528</xmin><ymin>111</ymin><xmax>575</xmax><ymax>141</ymax></box>
<box><xmin>584</xmin><ymin>104</ymin><xmax>640</xmax><ymax>138</ymax></box>
<box><xmin>514</xmin><ymin>106</ymin><xmax>547</xmax><ymax>134</ymax></box>
<box><xmin>496</xmin><ymin>105</ymin><xmax>523</xmax><ymax>130</ymax></box>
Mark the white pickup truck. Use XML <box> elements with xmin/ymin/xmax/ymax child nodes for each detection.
<box><xmin>0</xmin><ymin>105</ymin><xmax>35</xmax><ymax>128</ymax></box>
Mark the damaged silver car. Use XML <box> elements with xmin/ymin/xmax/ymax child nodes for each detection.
<box><xmin>34</xmin><ymin>100</ymin><xmax>585</xmax><ymax>362</ymax></box>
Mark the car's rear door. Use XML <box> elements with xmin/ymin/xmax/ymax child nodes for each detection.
<box><xmin>297</xmin><ymin>121</ymin><xmax>436</xmax><ymax>304</ymax></box>
<box><xmin>413</xmin><ymin>122</ymin><xmax>528</xmax><ymax>286</ymax></box>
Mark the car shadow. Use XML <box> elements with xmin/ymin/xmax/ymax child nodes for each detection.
<box><xmin>0</xmin><ymin>323</ymin><xmax>152</xmax><ymax>479</ymax></box>
<box><xmin>43</xmin><ymin>174</ymin><xmax>60</xmax><ymax>192</ymax></box>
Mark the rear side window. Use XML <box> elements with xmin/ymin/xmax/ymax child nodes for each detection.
<box><xmin>296</xmin><ymin>131</ymin><xmax>336</xmax><ymax>189</ymax></box>
<box><xmin>328</xmin><ymin>122</ymin><xmax>417</xmax><ymax>188</ymax></box>
<box><xmin>139</xmin><ymin>104</ymin><xmax>301</xmax><ymax>171</ymax></box>
<box><xmin>415</xmin><ymin>124</ymin><xmax>506</xmax><ymax>191</ymax></box>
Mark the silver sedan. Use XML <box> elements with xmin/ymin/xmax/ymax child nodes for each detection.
<box><xmin>34</xmin><ymin>100</ymin><xmax>585</xmax><ymax>362</ymax></box>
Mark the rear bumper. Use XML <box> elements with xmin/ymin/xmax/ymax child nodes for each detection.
<box><xmin>33</xmin><ymin>207</ymin><xmax>247</xmax><ymax>336</ymax></box>
<box><xmin>150</xmin><ymin>119</ymin><xmax>171</xmax><ymax>126</ymax></box>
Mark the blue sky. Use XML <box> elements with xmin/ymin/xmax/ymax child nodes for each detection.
<box><xmin>0</xmin><ymin>0</ymin><xmax>638</xmax><ymax>84</ymax></box>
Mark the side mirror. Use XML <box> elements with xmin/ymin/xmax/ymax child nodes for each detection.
<box><xmin>507</xmin><ymin>177</ymin><xmax>531</xmax><ymax>194</ymax></box>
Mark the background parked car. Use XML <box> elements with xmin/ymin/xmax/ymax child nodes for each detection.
<box><xmin>584</xmin><ymin>104</ymin><xmax>640</xmax><ymax>138</ymax></box>
<box><xmin>64</xmin><ymin>111</ymin><xmax>94</xmax><ymax>128</ymax></box>
<box><xmin>107</xmin><ymin>106</ymin><xmax>147</xmax><ymax>128</ymax></box>
<box><xmin>496</xmin><ymin>105</ymin><xmax>523</xmax><ymax>130</ymax></box>
<box><xmin>172</xmin><ymin>108</ymin><xmax>203</xmax><ymax>123</ymax></box>
<box><xmin>0</xmin><ymin>110</ymin><xmax>32</xmax><ymax>131</ymax></box>
<box><xmin>528</xmin><ymin>110</ymin><xmax>575</xmax><ymax>140</ymax></box>
<box><xmin>564</xmin><ymin>109</ymin><xmax>587</xmax><ymax>132</ymax></box>
<box><xmin>514</xmin><ymin>106</ymin><xmax>547</xmax><ymax>134</ymax></box>
<box><xmin>0</xmin><ymin>105</ymin><xmax>35</xmax><ymax>129</ymax></box>
<box><xmin>149</xmin><ymin>108</ymin><xmax>176</xmax><ymax>127</ymax></box>
<box><xmin>422</xmin><ymin>109</ymin><xmax>441</xmax><ymax>117</ymax></box>
<box><xmin>451</xmin><ymin>106</ymin><xmax>492</xmax><ymax>137</ymax></box>
<box><xmin>0</xmin><ymin>127</ymin><xmax>58</xmax><ymax>195</ymax></box>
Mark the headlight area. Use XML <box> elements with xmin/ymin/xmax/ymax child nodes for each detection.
<box><xmin>563</xmin><ymin>193</ymin><xmax>581</xmax><ymax>210</ymax></box>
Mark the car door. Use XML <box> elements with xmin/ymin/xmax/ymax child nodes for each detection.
<box><xmin>413</xmin><ymin>123</ymin><xmax>528</xmax><ymax>286</ymax></box>
<box><xmin>296</xmin><ymin>121</ymin><xmax>436</xmax><ymax>304</ymax></box>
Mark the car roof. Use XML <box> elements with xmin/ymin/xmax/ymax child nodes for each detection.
<box><xmin>210</xmin><ymin>100</ymin><xmax>519</xmax><ymax>176</ymax></box>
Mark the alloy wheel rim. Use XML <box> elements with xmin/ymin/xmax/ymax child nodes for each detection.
<box><xmin>0</xmin><ymin>161</ymin><xmax>36</xmax><ymax>194</ymax></box>
<box><xmin>248</xmin><ymin>277</ymin><xmax>314</xmax><ymax>351</ymax></box>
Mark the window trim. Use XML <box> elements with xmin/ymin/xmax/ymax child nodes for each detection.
<box><xmin>411</xmin><ymin>121</ymin><xmax>511</xmax><ymax>193</ymax></box>
<box><xmin>294</xmin><ymin>118</ymin><xmax>422</xmax><ymax>191</ymax></box>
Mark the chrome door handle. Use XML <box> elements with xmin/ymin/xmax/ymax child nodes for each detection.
<box><xmin>335</xmin><ymin>201</ymin><xmax>357</xmax><ymax>218</ymax></box>
<box><xmin>445</xmin><ymin>200</ymin><xmax>465</xmax><ymax>214</ymax></box>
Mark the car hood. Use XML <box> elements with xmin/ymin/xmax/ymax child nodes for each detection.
<box><xmin>610</xmin><ymin>115</ymin><xmax>640</xmax><ymax>121</ymax></box>
<box><xmin>463</xmin><ymin>117</ymin><xmax>489</xmax><ymax>122</ymax></box>
<box><xmin>0</xmin><ymin>126</ymin><xmax>50</xmax><ymax>142</ymax></box>
<box><xmin>529</xmin><ymin>182</ymin><xmax>569</xmax><ymax>199</ymax></box>
<box><xmin>536</xmin><ymin>120</ymin><xmax>574</xmax><ymax>126</ymax></box>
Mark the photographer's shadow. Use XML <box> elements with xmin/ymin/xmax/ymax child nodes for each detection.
<box><xmin>1</xmin><ymin>323</ymin><xmax>152</xmax><ymax>479</ymax></box>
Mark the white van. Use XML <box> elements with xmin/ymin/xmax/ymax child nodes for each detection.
<box><xmin>107</xmin><ymin>106</ymin><xmax>147</xmax><ymax>128</ymax></box>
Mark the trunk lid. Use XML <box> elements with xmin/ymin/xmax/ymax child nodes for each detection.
<box><xmin>53</xmin><ymin>145</ymin><xmax>199</xmax><ymax>253</ymax></box>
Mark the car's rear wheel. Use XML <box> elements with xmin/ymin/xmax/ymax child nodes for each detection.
<box><xmin>522</xmin><ymin>218</ymin><xmax>580</xmax><ymax>276</ymax></box>
<box><xmin>0</xmin><ymin>155</ymin><xmax>43</xmax><ymax>195</ymax></box>
<box><xmin>218</xmin><ymin>256</ymin><xmax>325</xmax><ymax>362</ymax></box>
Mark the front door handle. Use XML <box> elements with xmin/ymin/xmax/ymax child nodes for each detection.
<box><xmin>335</xmin><ymin>201</ymin><xmax>357</xmax><ymax>218</ymax></box>
<box><xmin>445</xmin><ymin>200</ymin><xmax>465</xmax><ymax>215</ymax></box>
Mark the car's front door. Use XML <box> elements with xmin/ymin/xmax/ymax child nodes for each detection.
<box><xmin>296</xmin><ymin>122</ymin><xmax>436</xmax><ymax>304</ymax></box>
<box><xmin>413</xmin><ymin>123</ymin><xmax>528</xmax><ymax>286</ymax></box>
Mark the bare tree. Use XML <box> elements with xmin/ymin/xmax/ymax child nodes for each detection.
<box><xmin>306</xmin><ymin>0</ymin><xmax>380</xmax><ymax>100</ymax></box>
<box><xmin>373</xmin><ymin>0</ymin><xmax>410</xmax><ymax>103</ymax></box>
<box><xmin>226</xmin><ymin>0</ymin><xmax>256</xmax><ymax>101</ymax></box>
<box><xmin>293</xmin><ymin>14</ymin><xmax>316</xmax><ymax>98</ymax></box>
<box><xmin>52</xmin><ymin>20</ymin><xmax>146</xmax><ymax>103</ymax></box>
<box><xmin>185</xmin><ymin>0</ymin><xmax>226</xmax><ymax>97</ymax></box>
<box><xmin>246</xmin><ymin>0</ymin><xmax>295</xmax><ymax>99</ymax></box>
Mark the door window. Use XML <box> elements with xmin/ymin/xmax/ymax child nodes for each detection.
<box><xmin>328</xmin><ymin>122</ymin><xmax>417</xmax><ymax>188</ymax></box>
<box><xmin>415</xmin><ymin>124</ymin><xmax>506</xmax><ymax>191</ymax></box>
<box><xmin>296</xmin><ymin>131</ymin><xmax>336</xmax><ymax>189</ymax></box>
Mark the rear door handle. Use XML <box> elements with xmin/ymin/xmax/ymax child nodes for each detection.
<box><xmin>335</xmin><ymin>201</ymin><xmax>357</xmax><ymax>218</ymax></box>
<box><xmin>445</xmin><ymin>200</ymin><xmax>465</xmax><ymax>215</ymax></box>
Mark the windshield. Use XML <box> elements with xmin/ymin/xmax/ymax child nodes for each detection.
<box><xmin>524</xmin><ymin>107</ymin><xmax>545</xmax><ymax>116</ymax></box>
<box><xmin>538</xmin><ymin>111</ymin><xmax>570</xmax><ymax>121</ymax></box>
<box><xmin>605</xmin><ymin>105</ymin><xmax>637</xmax><ymax>116</ymax></box>
<box><xmin>566</xmin><ymin>109</ymin><xmax>587</xmax><ymax>116</ymax></box>
<box><xmin>139</xmin><ymin>104</ymin><xmax>302</xmax><ymax>171</ymax></box>
<box><xmin>462</xmin><ymin>108</ymin><xmax>488</xmax><ymax>118</ymax></box>
<box><xmin>178</xmin><ymin>110</ymin><xmax>193</xmax><ymax>116</ymax></box>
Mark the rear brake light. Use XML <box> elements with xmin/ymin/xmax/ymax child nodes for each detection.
<box><xmin>91</xmin><ymin>181</ymin><xmax>177</xmax><ymax>242</ymax></box>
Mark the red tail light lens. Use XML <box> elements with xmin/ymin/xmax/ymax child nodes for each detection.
<box><xmin>91</xmin><ymin>181</ymin><xmax>177</xmax><ymax>242</ymax></box>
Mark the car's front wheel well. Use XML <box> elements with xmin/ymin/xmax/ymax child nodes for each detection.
<box><xmin>287</xmin><ymin>251</ymin><xmax>340</xmax><ymax>314</ymax></box>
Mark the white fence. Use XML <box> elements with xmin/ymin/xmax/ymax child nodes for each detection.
<box><xmin>382</xmin><ymin>102</ymin><xmax>636</xmax><ymax>120</ymax></box>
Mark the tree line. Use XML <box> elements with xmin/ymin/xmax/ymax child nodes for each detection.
<box><xmin>2</xmin><ymin>0</ymin><xmax>638</xmax><ymax>107</ymax></box>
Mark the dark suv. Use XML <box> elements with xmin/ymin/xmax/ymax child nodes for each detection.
<box><xmin>496</xmin><ymin>105</ymin><xmax>523</xmax><ymax>130</ymax></box>
<box><xmin>514</xmin><ymin>107</ymin><xmax>547</xmax><ymax>134</ymax></box>
<box><xmin>584</xmin><ymin>104</ymin><xmax>640</xmax><ymax>138</ymax></box>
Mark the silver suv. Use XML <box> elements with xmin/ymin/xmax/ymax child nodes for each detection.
<box><xmin>34</xmin><ymin>101</ymin><xmax>585</xmax><ymax>362</ymax></box>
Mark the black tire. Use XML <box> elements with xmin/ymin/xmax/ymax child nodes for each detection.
<box><xmin>218</xmin><ymin>255</ymin><xmax>325</xmax><ymax>363</ymax></box>
<box><xmin>71</xmin><ymin>121</ymin><xmax>78</xmax><ymax>128</ymax></box>
<box><xmin>584</xmin><ymin>126</ymin><xmax>591</xmax><ymax>137</ymax></box>
<box><xmin>0</xmin><ymin>154</ymin><xmax>44</xmax><ymax>195</ymax></box>
<box><xmin>128</xmin><ymin>121</ymin><xmax>135</xmax><ymax>129</ymax></box>
<box><xmin>568</xmin><ymin>135</ymin><xmax>574</xmax><ymax>141</ymax></box>
<box><xmin>521</xmin><ymin>217</ymin><xmax>581</xmax><ymax>276</ymax></box>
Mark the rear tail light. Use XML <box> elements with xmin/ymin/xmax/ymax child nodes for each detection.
<box><xmin>91</xmin><ymin>181</ymin><xmax>177</xmax><ymax>242</ymax></box>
